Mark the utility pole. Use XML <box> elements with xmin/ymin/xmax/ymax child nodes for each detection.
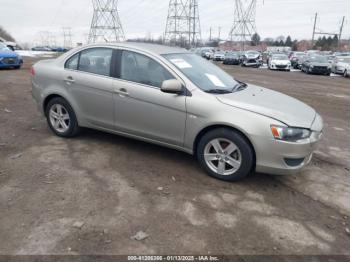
<box><xmin>228</xmin><ymin>0</ymin><xmax>258</xmax><ymax>51</ymax></box>
<box><xmin>164</xmin><ymin>0</ymin><xmax>201</xmax><ymax>48</ymax></box>
<box><xmin>339</xmin><ymin>16</ymin><xmax>345</xmax><ymax>49</ymax></box>
<box><xmin>218</xmin><ymin>26</ymin><xmax>221</xmax><ymax>41</ymax></box>
<box><xmin>88</xmin><ymin>0</ymin><xmax>125</xmax><ymax>43</ymax></box>
<box><xmin>312</xmin><ymin>13</ymin><xmax>346</xmax><ymax>50</ymax></box>
<box><xmin>312</xmin><ymin>12</ymin><xmax>318</xmax><ymax>47</ymax></box>
<box><xmin>209</xmin><ymin>27</ymin><xmax>212</xmax><ymax>41</ymax></box>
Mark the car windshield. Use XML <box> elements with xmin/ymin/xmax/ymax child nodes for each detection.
<box><xmin>0</xmin><ymin>43</ymin><xmax>10</xmax><ymax>51</ymax></box>
<box><xmin>338</xmin><ymin>57</ymin><xmax>350</xmax><ymax>64</ymax></box>
<box><xmin>309</xmin><ymin>56</ymin><xmax>328</xmax><ymax>63</ymax></box>
<box><xmin>273</xmin><ymin>55</ymin><xmax>288</xmax><ymax>60</ymax></box>
<box><xmin>163</xmin><ymin>53</ymin><xmax>240</xmax><ymax>93</ymax></box>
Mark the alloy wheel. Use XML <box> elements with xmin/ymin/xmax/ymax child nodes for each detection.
<box><xmin>49</xmin><ymin>104</ymin><xmax>70</xmax><ymax>133</ymax></box>
<box><xmin>204</xmin><ymin>138</ymin><xmax>242</xmax><ymax>176</ymax></box>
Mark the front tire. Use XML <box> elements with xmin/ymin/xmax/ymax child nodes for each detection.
<box><xmin>197</xmin><ymin>128</ymin><xmax>254</xmax><ymax>181</ymax></box>
<box><xmin>45</xmin><ymin>97</ymin><xmax>80</xmax><ymax>138</ymax></box>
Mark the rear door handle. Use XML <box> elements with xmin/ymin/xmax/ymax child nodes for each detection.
<box><xmin>64</xmin><ymin>76</ymin><xmax>75</xmax><ymax>84</ymax></box>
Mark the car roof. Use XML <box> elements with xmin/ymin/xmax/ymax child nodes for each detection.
<box><xmin>82</xmin><ymin>42</ymin><xmax>189</xmax><ymax>55</ymax></box>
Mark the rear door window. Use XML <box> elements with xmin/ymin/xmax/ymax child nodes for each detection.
<box><xmin>78</xmin><ymin>48</ymin><xmax>113</xmax><ymax>77</ymax></box>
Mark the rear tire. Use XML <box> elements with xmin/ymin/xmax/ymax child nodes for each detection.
<box><xmin>45</xmin><ymin>97</ymin><xmax>80</xmax><ymax>138</ymax></box>
<box><xmin>197</xmin><ymin>128</ymin><xmax>254</xmax><ymax>182</ymax></box>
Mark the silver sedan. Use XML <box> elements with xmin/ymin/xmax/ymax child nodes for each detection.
<box><xmin>31</xmin><ymin>43</ymin><xmax>323</xmax><ymax>181</ymax></box>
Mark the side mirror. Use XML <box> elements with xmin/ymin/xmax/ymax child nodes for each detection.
<box><xmin>161</xmin><ymin>79</ymin><xmax>183</xmax><ymax>94</ymax></box>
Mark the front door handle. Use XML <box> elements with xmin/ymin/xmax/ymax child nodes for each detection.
<box><xmin>115</xmin><ymin>88</ymin><xmax>129</xmax><ymax>97</ymax></box>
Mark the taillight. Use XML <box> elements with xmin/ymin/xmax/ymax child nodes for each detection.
<box><xmin>30</xmin><ymin>66</ymin><xmax>35</xmax><ymax>76</ymax></box>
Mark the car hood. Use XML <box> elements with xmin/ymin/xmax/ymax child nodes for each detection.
<box><xmin>272</xmin><ymin>59</ymin><xmax>290</xmax><ymax>64</ymax></box>
<box><xmin>245</xmin><ymin>54</ymin><xmax>259</xmax><ymax>59</ymax></box>
<box><xmin>310</xmin><ymin>62</ymin><xmax>329</xmax><ymax>67</ymax></box>
<box><xmin>0</xmin><ymin>50</ymin><xmax>19</xmax><ymax>58</ymax></box>
<box><xmin>216</xmin><ymin>84</ymin><xmax>316</xmax><ymax>128</ymax></box>
<box><xmin>338</xmin><ymin>62</ymin><xmax>350</xmax><ymax>68</ymax></box>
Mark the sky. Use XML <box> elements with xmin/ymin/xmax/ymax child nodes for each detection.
<box><xmin>0</xmin><ymin>0</ymin><xmax>349</xmax><ymax>46</ymax></box>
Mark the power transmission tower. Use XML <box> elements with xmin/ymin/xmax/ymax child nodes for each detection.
<box><xmin>38</xmin><ymin>31</ymin><xmax>52</xmax><ymax>47</ymax></box>
<box><xmin>228</xmin><ymin>0</ymin><xmax>258</xmax><ymax>51</ymax></box>
<box><xmin>311</xmin><ymin>13</ymin><xmax>346</xmax><ymax>49</ymax></box>
<box><xmin>164</xmin><ymin>0</ymin><xmax>201</xmax><ymax>48</ymax></box>
<box><xmin>88</xmin><ymin>0</ymin><xmax>125</xmax><ymax>43</ymax></box>
<box><xmin>62</xmin><ymin>27</ymin><xmax>73</xmax><ymax>48</ymax></box>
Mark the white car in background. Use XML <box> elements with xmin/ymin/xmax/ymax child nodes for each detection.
<box><xmin>331</xmin><ymin>56</ymin><xmax>350</xmax><ymax>77</ymax></box>
<box><xmin>268</xmin><ymin>54</ymin><xmax>291</xmax><ymax>71</ymax></box>
<box><xmin>204</xmin><ymin>50</ymin><xmax>214</xmax><ymax>60</ymax></box>
<box><xmin>213</xmin><ymin>51</ymin><xmax>226</xmax><ymax>61</ymax></box>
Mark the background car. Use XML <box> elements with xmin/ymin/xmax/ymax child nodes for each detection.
<box><xmin>301</xmin><ymin>55</ymin><xmax>331</xmax><ymax>75</ymax></box>
<box><xmin>331</xmin><ymin>56</ymin><xmax>350</xmax><ymax>76</ymax></box>
<box><xmin>223</xmin><ymin>52</ymin><xmax>240</xmax><ymax>65</ymax></box>
<box><xmin>268</xmin><ymin>54</ymin><xmax>291</xmax><ymax>71</ymax></box>
<box><xmin>290</xmin><ymin>52</ymin><xmax>306</xmax><ymax>69</ymax></box>
<box><xmin>0</xmin><ymin>42</ymin><xmax>23</xmax><ymax>69</ymax></box>
<box><xmin>241</xmin><ymin>51</ymin><xmax>262</xmax><ymax>67</ymax></box>
<box><xmin>31</xmin><ymin>46</ymin><xmax>53</xmax><ymax>51</ymax></box>
<box><xmin>213</xmin><ymin>51</ymin><xmax>226</xmax><ymax>61</ymax></box>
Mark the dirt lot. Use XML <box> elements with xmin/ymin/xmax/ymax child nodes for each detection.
<box><xmin>1</xmin><ymin>57</ymin><xmax>350</xmax><ymax>256</ymax></box>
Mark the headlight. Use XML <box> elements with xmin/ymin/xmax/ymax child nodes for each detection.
<box><xmin>271</xmin><ymin>125</ymin><xmax>311</xmax><ymax>142</ymax></box>
<box><xmin>310</xmin><ymin>65</ymin><xmax>314</xmax><ymax>68</ymax></box>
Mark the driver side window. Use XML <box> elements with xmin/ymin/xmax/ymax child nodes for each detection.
<box><xmin>120</xmin><ymin>50</ymin><xmax>175</xmax><ymax>88</ymax></box>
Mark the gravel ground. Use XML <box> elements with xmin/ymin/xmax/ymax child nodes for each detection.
<box><xmin>0</xmin><ymin>57</ymin><xmax>350</xmax><ymax>256</ymax></box>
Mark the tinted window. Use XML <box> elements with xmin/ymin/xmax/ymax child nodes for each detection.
<box><xmin>78</xmin><ymin>48</ymin><xmax>113</xmax><ymax>76</ymax></box>
<box><xmin>65</xmin><ymin>53</ymin><xmax>79</xmax><ymax>70</ymax></box>
<box><xmin>120</xmin><ymin>51</ymin><xmax>174</xmax><ymax>88</ymax></box>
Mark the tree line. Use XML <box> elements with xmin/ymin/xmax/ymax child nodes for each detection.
<box><xmin>251</xmin><ymin>33</ymin><xmax>340</xmax><ymax>51</ymax></box>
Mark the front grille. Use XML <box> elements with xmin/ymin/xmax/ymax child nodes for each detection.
<box><xmin>247</xmin><ymin>59</ymin><xmax>257</xmax><ymax>63</ymax></box>
<box><xmin>2</xmin><ymin>58</ymin><xmax>18</xmax><ymax>65</ymax></box>
<box><xmin>276</xmin><ymin>65</ymin><xmax>287</xmax><ymax>69</ymax></box>
<box><xmin>313</xmin><ymin>66</ymin><xmax>327</xmax><ymax>71</ymax></box>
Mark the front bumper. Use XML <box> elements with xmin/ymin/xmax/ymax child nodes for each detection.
<box><xmin>255</xmin><ymin>115</ymin><xmax>323</xmax><ymax>175</ymax></box>
<box><xmin>0</xmin><ymin>57</ymin><xmax>22</xmax><ymax>68</ymax></box>
<box><xmin>310</xmin><ymin>67</ymin><xmax>331</xmax><ymax>74</ymax></box>
<box><xmin>270</xmin><ymin>64</ymin><xmax>291</xmax><ymax>70</ymax></box>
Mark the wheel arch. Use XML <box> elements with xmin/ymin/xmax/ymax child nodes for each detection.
<box><xmin>193</xmin><ymin>124</ymin><xmax>257</xmax><ymax>169</ymax></box>
<box><xmin>43</xmin><ymin>94</ymin><xmax>65</xmax><ymax>116</ymax></box>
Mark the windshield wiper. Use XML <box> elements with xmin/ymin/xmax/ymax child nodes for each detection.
<box><xmin>205</xmin><ymin>89</ymin><xmax>232</xmax><ymax>94</ymax></box>
<box><xmin>232</xmin><ymin>81</ymin><xmax>247</xmax><ymax>92</ymax></box>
